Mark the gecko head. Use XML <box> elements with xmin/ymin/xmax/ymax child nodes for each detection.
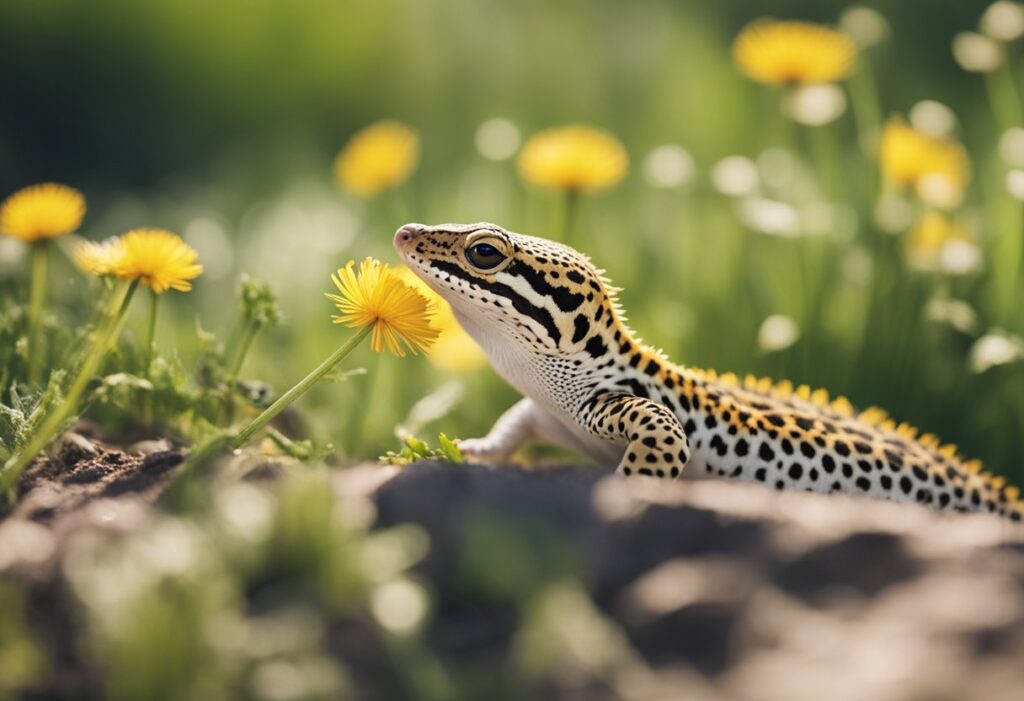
<box><xmin>394</xmin><ymin>222</ymin><xmax>616</xmax><ymax>353</ymax></box>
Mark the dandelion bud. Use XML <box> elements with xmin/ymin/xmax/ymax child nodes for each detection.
<box><xmin>981</xmin><ymin>2</ymin><xmax>1024</xmax><ymax>42</ymax></box>
<box><xmin>239</xmin><ymin>275</ymin><xmax>282</xmax><ymax>327</ymax></box>
<box><xmin>952</xmin><ymin>32</ymin><xmax>1004</xmax><ymax>72</ymax></box>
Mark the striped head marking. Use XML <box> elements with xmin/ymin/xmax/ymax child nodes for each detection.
<box><xmin>395</xmin><ymin>222</ymin><xmax>615</xmax><ymax>355</ymax></box>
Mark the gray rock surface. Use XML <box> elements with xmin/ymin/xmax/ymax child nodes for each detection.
<box><xmin>370</xmin><ymin>462</ymin><xmax>1024</xmax><ymax>701</ymax></box>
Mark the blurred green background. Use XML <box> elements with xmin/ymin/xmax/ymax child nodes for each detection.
<box><xmin>2</xmin><ymin>0</ymin><xmax>1023</xmax><ymax>480</ymax></box>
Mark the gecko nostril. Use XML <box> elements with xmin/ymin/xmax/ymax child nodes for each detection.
<box><xmin>395</xmin><ymin>223</ymin><xmax>424</xmax><ymax>244</ymax></box>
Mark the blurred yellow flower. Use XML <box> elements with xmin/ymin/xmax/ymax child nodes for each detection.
<box><xmin>334</xmin><ymin>121</ymin><xmax>419</xmax><ymax>197</ymax></box>
<box><xmin>72</xmin><ymin>237</ymin><xmax>125</xmax><ymax>276</ymax></box>
<box><xmin>114</xmin><ymin>229</ymin><xmax>203</xmax><ymax>293</ymax></box>
<box><xmin>328</xmin><ymin>258</ymin><xmax>439</xmax><ymax>356</ymax></box>
<box><xmin>734</xmin><ymin>20</ymin><xmax>857</xmax><ymax>85</ymax></box>
<box><xmin>879</xmin><ymin>117</ymin><xmax>970</xmax><ymax>207</ymax></box>
<box><xmin>517</xmin><ymin>125</ymin><xmax>628</xmax><ymax>192</ymax></box>
<box><xmin>396</xmin><ymin>267</ymin><xmax>487</xmax><ymax>372</ymax></box>
<box><xmin>0</xmin><ymin>183</ymin><xmax>85</xmax><ymax>243</ymax></box>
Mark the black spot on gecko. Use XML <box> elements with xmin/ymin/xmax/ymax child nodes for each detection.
<box><xmin>584</xmin><ymin>336</ymin><xmax>607</xmax><ymax>358</ymax></box>
<box><xmin>571</xmin><ymin>314</ymin><xmax>590</xmax><ymax>344</ymax></box>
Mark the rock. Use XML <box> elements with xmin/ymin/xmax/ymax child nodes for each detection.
<box><xmin>370</xmin><ymin>462</ymin><xmax>1024</xmax><ymax>701</ymax></box>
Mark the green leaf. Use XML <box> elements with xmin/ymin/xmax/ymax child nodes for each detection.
<box><xmin>438</xmin><ymin>433</ymin><xmax>464</xmax><ymax>463</ymax></box>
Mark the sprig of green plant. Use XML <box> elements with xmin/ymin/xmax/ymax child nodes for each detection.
<box><xmin>225</xmin><ymin>275</ymin><xmax>282</xmax><ymax>389</ymax></box>
<box><xmin>379</xmin><ymin>433</ymin><xmax>464</xmax><ymax>466</ymax></box>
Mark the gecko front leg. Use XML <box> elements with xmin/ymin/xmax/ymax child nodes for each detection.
<box><xmin>579</xmin><ymin>391</ymin><xmax>691</xmax><ymax>478</ymax></box>
<box><xmin>457</xmin><ymin>398</ymin><xmax>548</xmax><ymax>462</ymax></box>
<box><xmin>458</xmin><ymin>397</ymin><xmax>614</xmax><ymax>463</ymax></box>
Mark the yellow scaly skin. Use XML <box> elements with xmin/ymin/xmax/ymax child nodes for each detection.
<box><xmin>395</xmin><ymin>222</ymin><xmax>1023</xmax><ymax>521</ymax></box>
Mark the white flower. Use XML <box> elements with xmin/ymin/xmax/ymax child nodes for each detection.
<box><xmin>981</xmin><ymin>2</ymin><xmax>1024</xmax><ymax>42</ymax></box>
<box><xmin>738</xmin><ymin>198</ymin><xmax>800</xmax><ymax>237</ymax></box>
<box><xmin>925</xmin><ymin>298</ymin><xmax>977</xmax><ymax>333</ymax></box>
<box><xmin>757</xmin><ymin>314</ymin><xmax>800</xmax><ymax>352</ymax></box>
<box><xmin>952</xmin><ymin>32</ymin><xmax>1004</xmax><ymax>72</ymax></box>
<box><xmin>1005</xmin><ymin>169</ymin><xmax>1024</xmax><ymax>200</ymax></box>
<box><xmin>916</xmin><ymin>173</ymin><xmax>964</xmax><ymax>209</ymax></box>
<box><xmin>475</xmin><ymin>118</ymin><xmax>521</xmax><ymax>161</ymax></box>
<box><xmin>939</xmin><ymin>240</ymin><xmax>982</xmax><ymax>276</ymax></box>
<box><xmin>783</xmin><ymin>84</ymin><xmax>847</xmax><ymax>126</ymax></box>
<box><xmin>909</xmin><ymin>100</ymin><xmax>957</xmax><ymax>138</ymax></box>
<box><xmin>711</xmin><ymin>155</ymin><xmax>758</xmax><ymax>196</ymax></box>
<box><xmin>970</xmin><ymin>332</ymin><xmax>1024</xmax><ymax>373</ymax></box>
<box><xmin>370</xmin><ymin>579</ymin><xmax>429</xmax><ymax>635</ymax></box>
<box><xmin>999</xmin><ymin>128</ymin><xmax>1024</xmax><ymax>167</ymax></box>
<box><xmin>839</xmin><ymin>6</ymin><xmax>890</xmax><ymax>48</ymax></box>
<box><xmin>643</xmin><ymin>145</ymin><xmax>696</xmax><ymax>188</ymax></box>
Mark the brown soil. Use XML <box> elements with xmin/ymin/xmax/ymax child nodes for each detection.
<box><xmin>5</xmin><ymin>434</ymin><xmax>182</xmax><ymax>527</ymax></box>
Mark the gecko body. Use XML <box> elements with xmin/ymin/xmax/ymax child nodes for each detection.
<box><xmin>395</xmin><ymin>222</ymin><xmax>1022</xmax><ymax>520</ymax></box>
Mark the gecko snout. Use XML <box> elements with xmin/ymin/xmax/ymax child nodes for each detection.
<box><xmin>394</xmin><ymin>223</ymin><xmax>424</xmax><ymax>249</ymax></box>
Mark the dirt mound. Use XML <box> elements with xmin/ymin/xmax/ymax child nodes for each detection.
<box><xmin>7</xmin><ymin>435</ymin><xmax>182</xmax><ymax>527</ymax></box>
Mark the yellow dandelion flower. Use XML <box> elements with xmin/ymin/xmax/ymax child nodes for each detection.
<box><xmin>879</xmin><ymin>117</ymin><xmax>970</xmax><ymax>207</ymax></box>
<box><xmin>0</xmin><ymin>183</ymin><xmax>85</xmax><ymax>243</ymax></box>
<box><xmin>327</xmin><ymin>258</ymin><xmax>440</xmax><ymax>357</ymax></box>
<box><xmin>333</xmin><ymin>121</ymin><xmax>419</xmax><ymax>197</ymax></box>
<box><xmin>733</xmin><ymin>20</ymin><xmax>857</xmax><ymax>85</ymax></box>
<box><xmin>114</xmin><ymin>229</ymin><xmax>203</xmax><ymax>293</ymax></box>
<box><xmin>396</xmin><ymin>267</ymin><xmax>486</xmax><ymax>372</ymax></box>
<box><xmin>517</xmin><ymin>125</ymin><xmax>628</xmax><ymax>192</ymax></box>
<box><xmin>72</xmin><ymin>237</ymin><xmax>125</xmax><ymax>276</ymax></box>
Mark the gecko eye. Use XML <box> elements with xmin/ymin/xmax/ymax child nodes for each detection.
<box><xmin>466</xmin><ymin>242</ymin><xmax>506</xmax><ymax>270</ymax></box>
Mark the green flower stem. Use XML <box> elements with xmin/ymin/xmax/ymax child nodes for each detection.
<box><xmin>992</xmin><ymin>196</ymin><xmax>1024</xmax><ymax>324</ymax></box>
<box><xmin>808</xmin><ymin>123</ymin><xmax>842</xmax><ymax>201</ymax></box>
<box><xmin>170</xmin><ymin>325</ymin><xmax>374</xmax><ymax>499</ymax></box>
<box><xmin>560</xmin><ymin>189</ymin><xmax>580</xmax><ymax>246</ymax></box>
<box><xmin>226</xmin><ymin>318</ymin><xmax>260</xmax><ymax>386</ymax></box>
<box><xmin>985</xmin><ymin>63</ymin><xmax>1022</xmax><ymax>132</ymax></box>
<box><xmin>26</xmin><ymin>241</ymin><xmax>49</xmax><ymax>384</ymax></box>
<box><xmin>847</xmin><ymin>62</ymin><xmax>882</xmax><ymax>154</ymax></box>
<box><xmin>143</xmin><ymin>289</ymin><xmax>159</xmax><ymax>378</ymax></box>
<box><xmin>847</xmin><ymin>63</ymin><xmax>882</xmax><ymax>206</ymax></box>
<box><xmin>1</xmin><ymin>280</ymin><xmax>139</xmax><ymax>494</ymax></box>
<box><xmin>230</xmin><ymin>324</ymin><xmax>372</xmax><ymax>449</ymax></box>
<box><xmin>221</xmin><ymin>317</ymin><xmax>261</xmax><ymax>425</ymax></box>
<box><xmin>342</xmin><ymin>349</ymin><xmax>380</xmax><ymax>456</ymax></box>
